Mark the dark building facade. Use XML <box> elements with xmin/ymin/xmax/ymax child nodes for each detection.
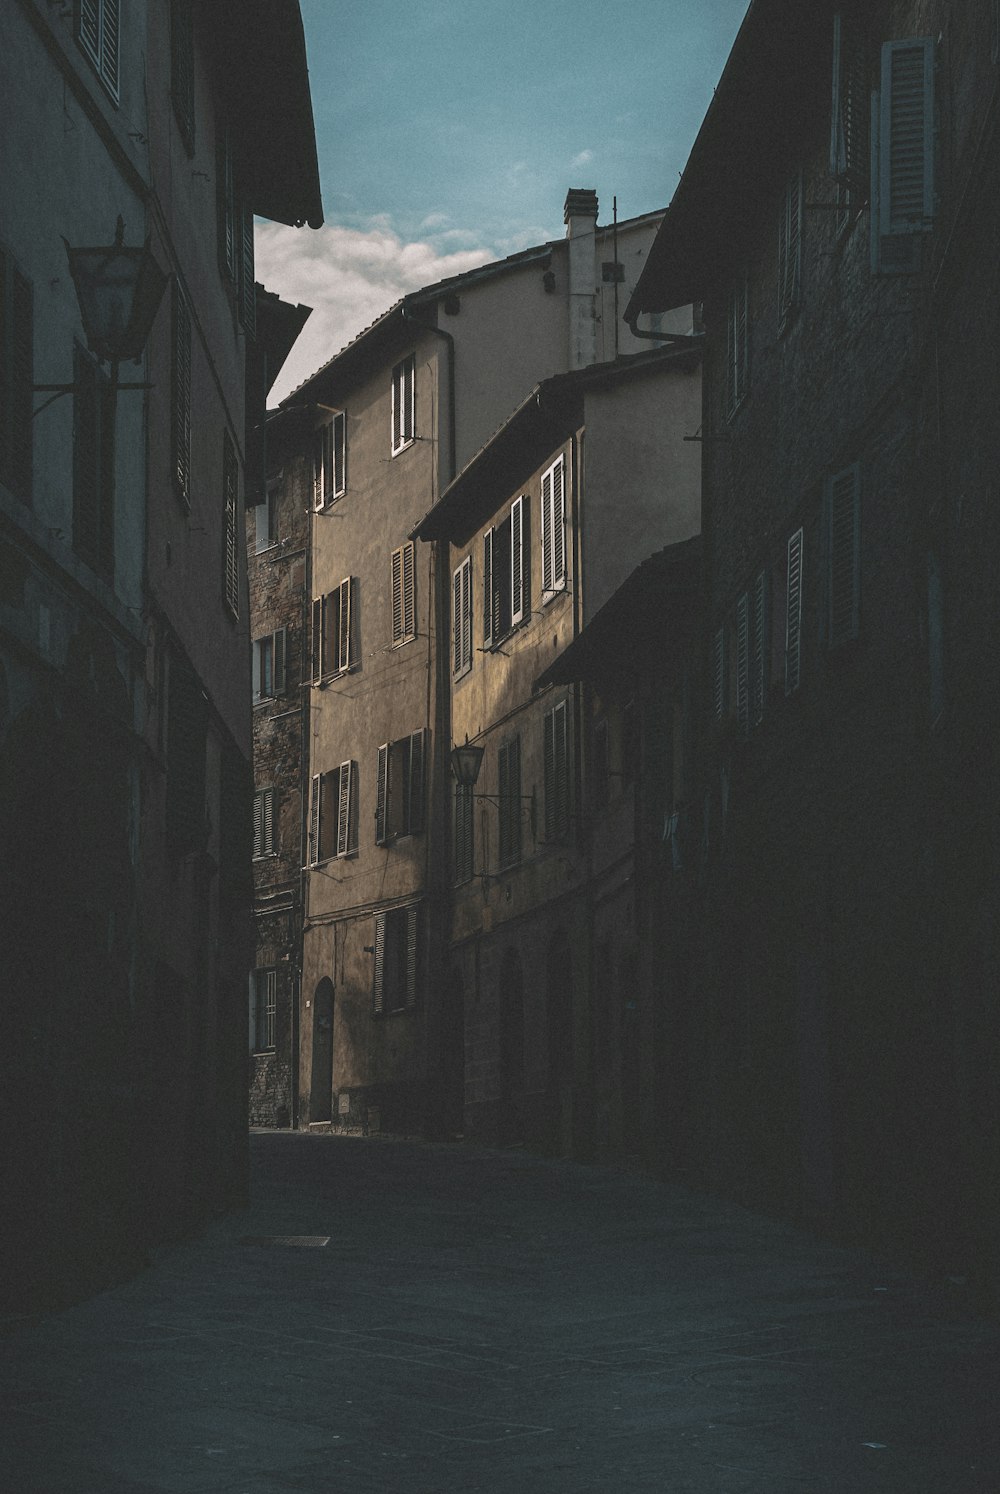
<box><xmin>627</xmin><ymin>0</ymin><xmax>1000</xmax><ymax>1294</ymax></box>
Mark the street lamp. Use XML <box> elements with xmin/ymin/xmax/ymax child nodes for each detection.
<box><xmin>450</xmin><ymin>739</ymin><xmax>486</xmax><ymax>790</ymax></box>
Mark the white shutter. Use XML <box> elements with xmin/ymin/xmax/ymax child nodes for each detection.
<box><xmin>511</xmin><ymin>495</ymin><xmax>525</xmax><ymax>625</ymax></box>
<box><xmin>333</xmin><ymin>411</ymin><xmax>346</xmax><ymax>497</ymax></box>
<box><xmin>338</xmin><ymin>577</ymin><xmax>352</xmax><ymax>672</ymax></box>
<box><xmin>483</xmin><ymin>529</ymin><xmax>495</xmax><ymax>647</ymax></box>
<box><xmin>785</xmin><ymin>528</ymin><xmax>804</xmax><ymax>695</ymax></box>
<box><xmin>540</xmin><ymin>470</ymin><xmax>553</xmax><ymax>597</ymax></box>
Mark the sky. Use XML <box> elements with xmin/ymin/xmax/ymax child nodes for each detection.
<box><xmin>256</xmin><ymin>0</ymin><xmax>750</xmax><ymax>404</ymax></box>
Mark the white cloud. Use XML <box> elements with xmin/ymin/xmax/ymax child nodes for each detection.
<box><xmin>254</xmin><ymin>220</ymin><xmax>495</xmax><ymax>405</ymax></box>
<box><xmin>570</xmin><ymin>149</ymin><xmax>595</xmax><ymax>171</ymax></box>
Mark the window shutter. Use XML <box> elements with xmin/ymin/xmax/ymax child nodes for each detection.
<box><xmin>252</xmin><ymin>639</ymin><xmax>262</xmax><ymax>704</ymax></box>
<box><xmin>751</xmin><ymin>570</ymin><xmax>769</xmax><ymax>726</ymax></box>
<box><xmin>785</xmin><ymin>528</ymin><xmax>804</xmax><ymax>694</ymax></box>
<box><xmin>217</xmin><ymin>121</ymin><xmax>237</xmax><ymax>281</ymax></box>
<box><xmin>172</xmin><ymin>281</ymin><xmax>192</xmax><ymax>506</ymax></box>
<box><xmin>778</xmin><ymin>173</ymin><xmax>802</xmax><ymax>327</ymax></box>
<box><xmin>405</xmin><ymin>906</ymin><xmax>419</xmax><ymax>1008</ymax></box>
<box><xmin>735</xmin><ymin>592</ymin><xmax>750</xmax><ymax>734</ymax></box>
<box><xmin>408</xmin><ymin>729</ymin><xmax>425</xmax><ymax>834</ymax></box>
<box><xmin>461</xmin><ymin>559</ymin><xmax>472</xmax><ymax>671</ymax></box>
<box><xmin>879</xmin><ymin>39</ymin><xmax>935</xmax><ymax>238</ymax></box>
<box><xmin>453</xmin><ymin>563</ymin><xmax>464</xmax><ymax>674</ymax></box>
<box><xmin>483</xmin><ymin>529</ymin><xmax>495</xmax><ymax>648</ymax></box>
<box><xmin>101</xmin><ymin>0</ymin><xmax>120</xmax><ymax>96</ymax></box>
<box><xmin>253</xmin><ymin>788</ymin><xmax>263</xmax><ymax>857</ymax></box>
<box><xmin>264</xmin><ymin>788</ymin><xmax>275</xmax><ymax>855</ymax></box>
<box><xmin>338</xmin><ymin>577</ymin><xmax>352</xmax><ymax>672</ymax></box>
<box><xmin>391</xmin><ymin>547</ymin><xmax>403</xmax><ymax>644</ymax></box>
<box><xmin>312</xmin><ymin>427</ymin><xmax>324</xmax><ymax>509</ymax></box>
<box><xmin>223</xmin><ymin>430</ymin><xmax>239</xmax><ymax>615</ymax></box>
<box><xmin>311</xmin><ymin>596</ymin><xmax>323</xmax><ymax>683</ymax></box>
<box><xmin>373</xmin><ymin>914</ymin><xmax>385</xmax><ymax>1013</ymax></box>
<box><xmin>337</xmin><ymin>761</ymin><xmax>353</xmax><ymax>857</ymax></box>
<box><xmin>78</xmin><ymin>0</ymin><xmax>101</xmax><ymax>66</ymax></box>
<box><xmin>540</xmin><ymin>469</ymin><xmax>553</xmax><ymax>596</ymax></box>
<box><xmin>827</xmin><ymin>464</ymin><xmax>861</xmax><ymax>648</ymax></box>
<box><xmin>171</xmin><ymin>0</ymin><xmax>195</xmax><ymax>148</ymax></box>
<box><xmin>273</xmin><ymin>628</ymin><xmax>286</xmax><ymax>695</ymax></box>
<box><xmin>375</xmin><ymin>743</ymin><xmax>389</xmax><ymax>844</ymax></box>
<box><xmin>511</xmin><ymin>495</ymin><xmax>526</xmax><ymax>625</ymax></box>
<box><xmin>455</xmin><ymin>784</ymin><xmax>474</xmax><ymax>883</ymax></box>
<box><xmin>552</xmin><ymin>458</ymin><xmax>566</xmax><ymax>589</ymax></box>
<box><xmin>401</xmin><ymin>541</ymin><xmax>415</xmax><ymax>640</ymax></box>
<box><xmin>309</xmin><ymin>774</ymin><xmax>320</xmax><ymax>863</ymax></box>
<box><xmin>240</xmin><ymin>201</ymin><xmax>256</xmax><ymax>339</ymax></box>
<box><xmin>334</xmin><ymin>410</ymin><xmax>346</xmax><ymax>496</ymax></box>
<box><xmin>404</xmin><ymin>356</ymin><xmax>414</xmax><ymax>444</ymax></box>
<box><xmin>831</xmin><ymin>14</ymin><xmax>868</xmax><ymax>190</ymax></box>
<box><xmin>713</xmin><ymin>627</ymin><xmax>726</xmax><ymax>718</ymax></box>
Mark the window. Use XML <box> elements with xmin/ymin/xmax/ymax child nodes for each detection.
<box><xmin>391</xmin><ymin>542</ymin><xmax>416</xmax><ymax>646</ymax></box>
<box><xmin>485</xmin><ymin>494</ymin><xmax>528</xmax><ymax>643</ymax></box>
<box><xmin>712</xmin><ymin>627</ymin><xmax>727</xmax><ymax>719</ymax></box>
<box><xmin>785</xmin><ymin>528</ymin><xmax>804</xmax><ymax>694</ymax></box>
<box><xmin>391</xmin><ymin>354</ymin><xmax>415</xmax><ymax>454</ymax></box>
<box><xmin>255</xmin><ymin>475</ymin><xmax>280</xmax><ymax>552</ymax></box>
<box><xmin>454</xmin><ymin>783</ymin><xmax>474</xmax><ymax>884</ymax></box>
<box><xmin>312</xmin><ymin>578</ymin><xmax>354</xmax><ymax>680</ymax></box>
<box><xmin>76</xmin><ymin>0</ymin><xmax>120</xmax><ymax>101</ymax></box>
<box><xmin>252</xmin><ymin>969</ymin><xmax>276</xmax><ymax>1051</ymax></box>
<box><xmin>310</xmin><ymin>762</ymin><xmax>356</xmax><ymax>862</ymax></box>
<box><xmin>373</xmin><ymin>904</ymin><xmax>420</xmax><ymax>1014</ymax></box>
<box><xmin>870</xmin><ymin>37</ymin><xmax>935</xmax><ymax>275</ymax></box>
<box><xmin>313</xmin><ymin>411</ymin><xmax>346</xmax><ymax>507</ymax></box>
<box><xmin>540</xmin><ymin>457</ymin><xmax>566</xmax><ymax>601</ymax></box>
<box><xmin>171</xmin><ymin>280</ymin><xmax>191</xmax><ymax>507</ymax></box>
<box><xmin>777</xmin><ymin>171</ymin><xmax>802</xmax><ymax>329</ymax></box>
<box><xmin>73</xmin><ymin>342</ymin><xmax>114</xmax><ymax>579</ymax></box>
<box><xmin>167</xmin><ymin>652</ymin><xmax>208</xmax><ymax>853</ymax></box>
<box><xmin>170</xmin><ymin>0</ymin><xmax>194</xmax><ymax>152</ymax></box>
<box><xmin>376</xmin><ymin>729</ymin><xmax>426</xmax><ymax>843</ymax></box>
<box><xmin>0</xmin><ymin>245</ymin><xmax>33</xmax><ymax>502</ymax></box>
<box><xmin>453</xmin><ymin>556</ymin><xmax>472</xmax><ymax>677</ymax></box>
<box><xmin>497</xmin><ymin>734</ymin><xmax>522</xmax><ymax>869</ymax></box>
<box><xmin>253</xmin><ymin>629</ymin><xmax>286</xmax><ymax>702</ymax></box>
<box><xmin>826</xmin><ymin>463</ymin><xmax>861</xmax><ymax>648</ymax></box>
<box><xmin>253</xmin><ymin>787</ymin><xmax>276</xmax><ymax>858</ymax></box>
<box><xmin>726</xmin><ymin>271</ymin><xmax>749</xmax><ymax>417</ymax></box>
<box><xmin>830</xmin><ymin>13</ymin><xmax>869</xmax><ymax>231</ymax></box>
<box><xmin>543</xmin><ymin>699</ymin><xmax>570</xmax><ymax>841</ymax></box>
<box><xmin>222</xmin><ymin>429</ymin><xmax>240</xmax><ymax>616</ymax></box>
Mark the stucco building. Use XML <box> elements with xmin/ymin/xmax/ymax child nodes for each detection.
<box><xmin>0</xmin><ymin>0</ymin><xmax>320</xmax><ymax>1308</ymax></box>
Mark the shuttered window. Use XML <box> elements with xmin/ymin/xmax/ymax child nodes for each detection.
<box><xmin>312</xmin><ymin>578</ymin><xmax>354</xmax><ymax>680</ymax></box>
<box><xmin>170</xmin><ymin>0</ymin><xmax>194</xmax><ymax>151</ymax></box>
<box><xmin>510</xmin><ymin>495</ymin><xmax>527</xmax><ymax>626</ymax></box>
<box><xmin>252</xmin><ymin>629</ymin><xmax>286</xmax><ymax>702</ymax></box>
<box><xmin>453</xmin><ymin>556</ymin><xmax>472</xmax><ymax>676</ymax></box>
<box><xmin>483</xmin><ymin>495</ymin><xmax>528</xmax><ymax>644</ymax></box>
<box><xmin>712</xmin><ymin>627</ymin><xmax>727</xmax><ymax>719</ymax></box>
<box><xmin>870</xmin><ymin>37</ymin><xmax>935</xmax><ymax>275</ymax></box>
<box><xmin>313</xmin><ymin>411</ymin><xmax>346</xmax><ymax>507</ymax></box>
<box><xmin>375</xmin><ymin>729</ymin><xmax>427</xmax><ymax>843</ymax></box>
<box><xmin>77</xmin><ymin>0</ymin><xmax>120</xmax><ymax>101</ymax></box>
<box><xmin>253</xmin><ymin>969</ymin><xmax>277</xmax><ymax>1051</ymax></box>
<box><xmin>750</xmin><ymin>570</ymin><xmax>770</xmax><ymax>727</ymax></box>
<box><xmin>373</xmin><ymin>905</ymin><xmax>420</xmax><ymax>1014</ymax></box>
<box><xmin>0</xmin><ymin>246</ymin><xmax>33</xmax><ymax>502</ymax></box>
<box><xmin>830</xmin><ymin>14</ymin><xmax>869</xmax><ymax>230</ymax></box>
<box><xmin>217</xmin><ymin>117</ymin><xmax>238</xmax><ymax>282</ymax></box>
<box><xmin>72</xmin><ymin>342</ymin><xmax>115</xmax><ymax>579</ymax></box>
<box><xmin>826</xmin><ymin>463</ymin><xmax>861</xmax><ymax>648</ymax></box>
<box><xmin>454</xmin><ymin>783</ymin><xmax>474</xmax><ymax>884</ymax></box>
<box><xmin>310</xmin><ymin>762</ymin><xmax>356</xmax><ymax>862</ymax></box>
<box><xmin>222</xmin><ymin>429</ymin><xmax>240</xmax><ymax>615</ymax></box>
<box><xmin>735</xmin><ymin>591</ymin><xmax>750</xmax><ymax>734</ymax></box>
<box><xmin>540</xmin><ymin>456</ymin><xmax>566</xmax><ymax>600</ymax></box>
<box><xmin>543</xmin><ymin>699</ymin><xmax>570</xmax><ymax>841</ymax></box>
<box><xmin>777</xmin><ymin>171</ymin><xmax>802</xmax><ymax>329</ymax></box>
<box><xmin>240</xmin><ymin>203</ymin><xmax>255</xmax><ymax>340</ymax></box>
<box><xmin>253</xmin><ymin>787</ymin><xmax>276</xmax><ymax>859</ymax></box>
<box><xmin>391</xmin><ymin>542</ymin><xmax>416</xmax><ymax>645</ymax></box>
<box><xmin>391</xmin><ymin>354</ymin><xmax>415</xmax><ymax>454</ymax></box>
<box><xmin>785</xmin><ymin>527</ymin><xmax>804</xmax><ymax>694</ymax></box>
<box><xmin>171</xmin><ymin>280</ymin><xmax>192</xmax><ymax>507</ymax></box>
<box><xmin>497</xmin><ymin>734</ymin><xmax>522</xmax><ymax>869</ymax></box>
<box><xmin>726</xmin><ymin>271</ymin><xmax>749</xmax><ymax>417</ymax></box>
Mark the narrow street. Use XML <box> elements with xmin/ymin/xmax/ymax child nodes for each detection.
<box><xmin>2</xmin><ymin>1132</ymin><xmax>998</xmax><ymax>1493</ymax></box>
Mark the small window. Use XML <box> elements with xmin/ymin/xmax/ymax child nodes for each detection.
<box><xmin>253</xmin><ymin>629</ymin><xmax>286</xmax><ymax>702</ymax></box>
<box><xmin>253</xmin><ymin>786</ymin><xmax>276</xmax><ymax>858</ymax></box>
<box><xmin>453</xmin><ymin>556</ymin><xmax>472</xmax><ymax>677</ymax></box>
<box><xmin>376</xmin><ymin>729</ymin><xmax>426</xmax><ymax>843</ymax></box>
<box><xmin>391</xmin><ymin>542</ymin><xmax>416</xmax><ymax>646</ymax></box>
<box><xmin>254</xmin><ymin>475</ymin><xmax>281</xmax><ymax>552</ymax></box>
<box><xmin>777</xmin><ymin>172</ymin><xmax>802</xmax><ymax>329</ymax></box>
<box><xmin>497</xmin><ymin>734</ymin><xmax>522</xmax><ymax>869</ymax></box>
<box><xmin>313</xmin><ymin>411</ymin><xmax>346</xmax><ymax>507</ymax></box>
<box><xmin>72</xmin><ymin>342</ymin><xmax>115</xmax><ymax>580</ymax></box>
<box><xmin>543</xmin><ymin>699</ymin><xmax>570</xmax><ymax>841</ymax></box>
<box><xmin>310</xmin><ymin>762</ymin><xmax>356</xmax><ymax>862</ymax></box>
<box><xmin>454</xmin><ymin>783</ymin><xmax>474</xmax><ymax>884</ymax></box>
<box><xmin>312</xmin><ymin>578</ymin><xmax>354</xmax><ymax>680</ymax></box>
<box><xmin>485</xmin><ymin>495</ymin><xmax>529</xmax><ymax>644</ymax></box>
<box><xmin>76</xmin><ymin>0</ymin><xmax>120</xmax><ymax>102</ymax></box>
<box><xmin>252</xmin><ymin>969</ymin><xmax>277</xmax><ymax>1051</ymax></box>
<box><xmin>0</xmin><ymin>245</ymin><xmax>33</xmax><ymax>503</ymax></box>
<box><xmin>726</xmin><ymin>271</ymin><xmax>749</xmax><ymax>418</ymax></box>
<box><xmin>826</xmin><ymin>463</ymin><xmax>861</xmax><ymax>649</ymax></box>
<box><xmin>540</xmin><ymin>457</ymin><xmax>567</xmax><ymax>601</ymax></box>
<box><xmin>391</xmin><ymin>354</ymin><xmax>415</xmax><ymax>454</ymax></box>
<box><xmin>171</xmin><ymin>280</ymin><xmax>192</xmax><ymax>508</ymax></box>
<box><xmin>222</xmin><ymin>430</ymin><xmax>240</xmax><ymax>616</ymax></box>
<box><xmin>373</xmin><ymin>904</ymin><xmax>421</xmax><ymax>1014</ymax></box>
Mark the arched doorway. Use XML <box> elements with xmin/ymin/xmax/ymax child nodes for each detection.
<box><xmin>439</xmin><ymin>967</ymin><xmax>465</xmax><ymax>1137</ymax></box>
<box><xmin>546</xmin><ymin>931</ymin><xmax>574</xmax><ymax>1154</ymax></box>
<box><xmin>310</xmin><ymin>977</ymin><xmax>335</xmax><ymax>1123</ymax></box>
<box><xmin>498</xmin><ymin>948</ymin><xmax>524</xmax><ymax>1143</ymax></box>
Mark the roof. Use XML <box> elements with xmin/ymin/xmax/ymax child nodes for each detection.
<box><xmin>626</xmin><ymin>0</ymin><xmax>833</xmax><ymax>316</ymax></box>
<box><xmin>204</xmin><ymin>1</ymin><xmax>323</xmax><ymax>230</ymax></box>
<box><xmin>412</xmin><ymin>343</ymin><xmax>701</xmax><ymax>544</ymax></box>
<box><xmin>534</xmin><ymin>537</ymin><xmax>703</xmax><ymax>690</ymax></box>
<box><xmin>255</xmin><ymin>288</ymin><xmax>311</xmax><ymax>397</ymax></box>
<box><xmin>278</xmin><ymin>205</ymin><xmax>667</xmax><ymax>408</ymax></box>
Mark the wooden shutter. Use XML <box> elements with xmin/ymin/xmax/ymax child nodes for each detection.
<box><xmin>713</xmin><ymin>627</ymin><xmax>726</xmax><ymax>718</ymax></box>
<box><xmin>309</xmin><ymin>774</ymin><xmax>320</xmax><ymax>863</ymax></box>
<box><xmin>338</xmin><ymin>577</ymin><xmax>352</xmax><ymax>672</ymax></box>
<box><xmin>785</xmin><ymin>528</ymin><xmax>804</xmax><ymax>694</ymax></box>
<box><xmin>101</xmin><ymin>0</ymin><xmax>120</xmax><ymax>96</ymax></box>
<box><xmin>831</xmin><ymin>14</ymin><xmax>867</xmax><ymax>189</ymax></box>
<box><xmin>273</xmin><ymin>628</ymin><xmax>286</xmax><ymax>695</ymax></box>
<box><xmin>375</xmin><ymin>743</ymin><xmax>389</xmax><ymax>844</ymax></box>
<box><xmin>373</xmin><ymin>913</ymin><xmax>385</xmax><ymax>1013</ymax></box>
<box><xmin>253</xmin><ymin>789</ymin><xmax>263</xmax><ymax>857</ymax></box>
<box><xmin>263</xmin><ymin>788</ymin><xmax>275</xmax><ymax>855</ymax></box>
<box><xmin>403</xmin><ymin>356</ymin><xmax>414</xmax><ymax>444</ymax></box>
<box><xmin>311</xmin><ymin>596</ymin><xmax>324</xmax><ymax>682</ymax></box>
<box><xmin>735</xmin><ymin>592</ymin><xmax>750</xmax><ymax>733</ymax></box>
<box><xmin>78</xmin><ymin>0</ymin><xmax>101</xmax><ymax>65</ymax></box>
<box><xmin>540</xmin><ymin>468</ymin><xmax>553</xmax><ymax>596</ymax></box>
<box><xmin>408</xmin><ymin>729</ymin><xmax>425</xmax><ymax>834</ymax></box>
<box><xmin>405</xmin><ymin>906</ymin><xmax>419</xmax><ymax>1008</ymax></box>
<box><xmin>336</xmin><ymin>761</ymin><xmax>353</xmax><ymax>856</ymax></box>
<box><xmin>453</xmin><ymin>562</ymin><xmax>465</xmax><ymax>674</ymax></box>
<box><xmin>551</xmin><ymin>458</ymin><xmax>566</xmax><ymax>589</ymax></box>
<box><xmin>827</xmin><ymin>464</ymin><xmax>861</xmax><ymax>648</ymax></box>
<box><xmin>312</xmin><ymin>427</ymin><xmax>325</xmax><ymax>509</ymax></box>
<box><xmin>172</xmin><ymin>282</ymin><xmax>191</xmax><ymax>505</ymax></box>
<box><xmin>751</xmin><ymin>570</ymin><xmax>769</xmax><ymax>726</ymax></box>
<box><xmin>511</xmin><ymin>495</ymin><xmax>526</xmax><ymax>625</ymax></box>
<box><xmin>401</xmin><ymin>541</ymin><xmax>415</xmax><ymax>640</ymax></box>
<box><xmin>460</xmin><ymin>558</ymin><xmax>472</xmax><ymax>671</ymax></box>
<box><xmin>391</xmin><ymin>545</ymin><xmax>413</xmax><ymax>644</ymax></box>
<box><xmin>334</xmin><ymin>411</ymin><xmax>346</xmax><ymax>496</ymax></box>
<box><xmin>483</xmin><ymin>529</ymin><xmax>495</xmax><ymax>647</ymax></box>
<box><xmin>879</xmin><ymin>39</ymin><xmax>935</xmax><ymax>237</ymax></box>
<box><xmin>223</xmin><ymin>430</ymin><xmax>239</xmax><ymax>615</ymax></box>
<box><xmin>240</xmin><ymin>201</ymin><xmax>256</xmax><ymax>339</ymax></box>
<box><xmin>455</xmin><ymin>784</ymin><xmax>473</xmax><ymax>883</ymax></box>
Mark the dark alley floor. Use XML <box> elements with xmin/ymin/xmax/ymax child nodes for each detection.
<box><xmin>2</xmin><ymin>1130</ymin><xmax>999</xmax><ymax>1492</ymax></box>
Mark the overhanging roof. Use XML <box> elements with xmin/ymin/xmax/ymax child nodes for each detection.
<box><xmin>626</xmin><ymin>0</ymin><xmax>832</xmax><ymax>316</ymax></box>
<box><xmin>204</xmin><ymin>1</ymin><xmax>323</xmax><ymax>229</ymax></box>
<box><xmin>256</xmin><ymin>288</ymin><xmax>311</xmax><ymax>397</ymax></box>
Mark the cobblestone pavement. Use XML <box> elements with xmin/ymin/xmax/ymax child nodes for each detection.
<box><xmin>2</xmin><ymin>1131</ymin><xmax>999</xmax><ymax>1493</ymax></box>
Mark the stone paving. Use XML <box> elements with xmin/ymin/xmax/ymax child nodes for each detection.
<box><xmin>2</xmin><ymin>1131</ymin><xmax>999</xmax><ymax>1492</ymax></box>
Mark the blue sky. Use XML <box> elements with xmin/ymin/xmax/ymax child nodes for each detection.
<box><xmin>257</xmin><ymin>0</ymin><xmax>749</xmax><ymax>402</ymax></box>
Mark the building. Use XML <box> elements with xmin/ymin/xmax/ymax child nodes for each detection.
<box><xmin>0</xmin><ymin>0</ymin><xmax>321</xmax><ymax>1309</ymax></box>
<box><xmin>255</xmin><ymin>193</ymin><xmax>679</xmax><ymax>1138</ymax></box>
<box><xmin>414</xmin><ymin>350</ymin><xmax>701</xmax><ymax>1156</ymax></box>
<box><xmin>626</xmin><ymin>0</ymin><xmax>1000</xmax><ymax>1293</ymax></box>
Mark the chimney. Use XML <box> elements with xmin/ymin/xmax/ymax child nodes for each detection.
<box><xmin>564</xmin><ymin>188</ymin><xmax>599</xmax><ymax>369</ymax></box>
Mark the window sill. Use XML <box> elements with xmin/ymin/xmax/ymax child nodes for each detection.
<box><xmin>315</xmin><ymin>666</ymin><xmax>356</xmax><ymax>688</ymax></box>
<box><xmin>253</xmin><ymin>852</ymin><xmax>279</xmax><ymax>862</ymax></box>
<box><xmin>391</xmin><ymin>635</ymin><xmax>417</xmax><ymax>650</ymax></box>
<box><xmin>391</xmin><ymin>439</ymin><xmax>415</xmax><ymax>458</ymax></box>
